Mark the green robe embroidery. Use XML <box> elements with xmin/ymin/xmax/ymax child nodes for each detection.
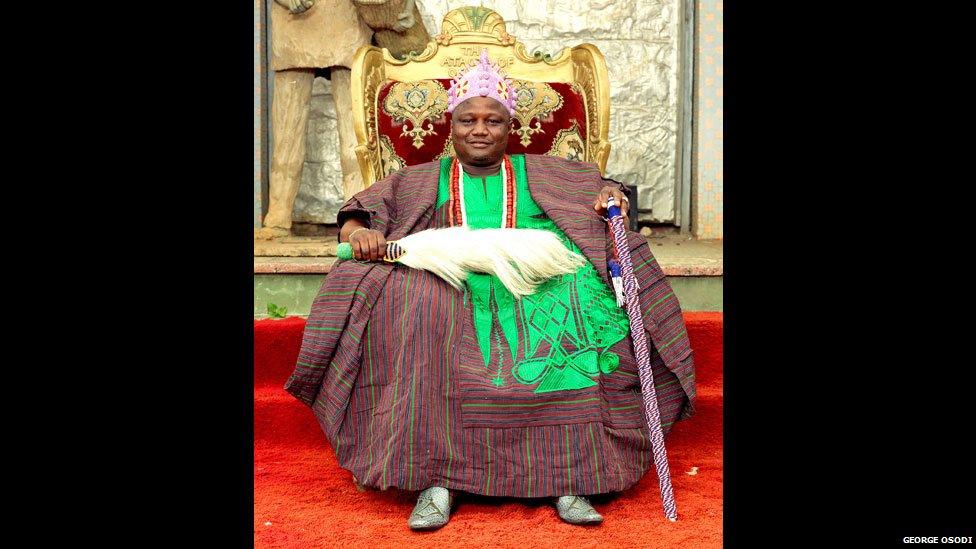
<box><xmin>437</xmin><ymin>155</ymin><xmax>629</xmax><ymax>393</ymax></box>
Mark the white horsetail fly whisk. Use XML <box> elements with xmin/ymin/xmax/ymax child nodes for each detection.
<box><xmin>338</xmin><ymin>227</ymin><xmax>587</xmax><ymax>298</ymax></box>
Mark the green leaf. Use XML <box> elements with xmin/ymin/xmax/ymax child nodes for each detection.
<box><xmin>267</xmin><ymin>303</ymin><xmax>287</xmax><ymax>319</ymax></box>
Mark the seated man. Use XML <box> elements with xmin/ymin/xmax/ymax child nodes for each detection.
<box><xmin>285</xmin><ymin>50</ymin><xmax>696</xmax><ymax>530</ymax></box>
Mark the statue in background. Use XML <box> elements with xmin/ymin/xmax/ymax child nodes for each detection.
<box><xmin>257</xmin><ymin>0</ymin><xmax>430</xmax><ymax>240</ymax></box>
<box><xmin>352</xmin><ymin>0</ymin><xmax>429</xmax><ymax>59</ymax></box>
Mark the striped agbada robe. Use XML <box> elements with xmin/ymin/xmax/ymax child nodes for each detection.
<box><xmin>285</xmin><ymin>154</ymin><xmax>696</xmax><ymax>497</ymax></box>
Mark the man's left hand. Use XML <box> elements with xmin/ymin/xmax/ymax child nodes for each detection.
<box><xmin>594</xmin><ymin>186</ymin><xmax>629</xmax><ymax>220</ymax></box>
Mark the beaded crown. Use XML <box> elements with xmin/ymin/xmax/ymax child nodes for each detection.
<box><xmin>446</xmin><ymin>49</ymin><xmax>517</xmax><ymax>117</ymax></box>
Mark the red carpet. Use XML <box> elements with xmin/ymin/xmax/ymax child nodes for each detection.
<box><xmin>255</xmin><ymin>312</ymin><xmax>723</xmax><ymax>548</ymax></box>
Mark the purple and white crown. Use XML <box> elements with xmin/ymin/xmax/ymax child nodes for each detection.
<box><xmin>446</xmin><ymin>49</ymin><xmax>517</xmax><ymax>117</ymax></box>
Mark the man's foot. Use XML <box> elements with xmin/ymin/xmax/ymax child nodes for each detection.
<box><xmin>555</xmin><ymin>495</ymin><xmax>603</xmax><ymax>525</ymax></box>
<box><xmin>407</xmin><ymin>487</ymin><xmax>452</xmax><ymax>530</ymax></box>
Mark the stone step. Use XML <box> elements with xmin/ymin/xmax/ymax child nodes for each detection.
<box><xmin>254</xmin><ymin>235</ymin><xmax>722</xmax><ymax>316</ymax></box>
<box><xmin>255</xmin><ymin>234</ymin><xmax>723</xmax><ymax>277</ymax></box>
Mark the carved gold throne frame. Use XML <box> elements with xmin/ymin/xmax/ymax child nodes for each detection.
<box><xmin>350</xmin><ymin>5</ymin><xmax>612</xmax><ymax>187</ymax></box>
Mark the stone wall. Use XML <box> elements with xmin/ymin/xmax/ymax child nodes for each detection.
<box><xmin>692</xmin><ymin>0</ymin><xmax>722</xmax><ymax>239</ymax></box>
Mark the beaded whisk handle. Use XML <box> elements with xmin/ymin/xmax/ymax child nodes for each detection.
<box><xmin>336</xmin><ymin>241</ymin><xmax>404</xmax><ymax>262</ymax></box>
<box><xmin>606</xmin><ymin>197</ymin><xmax>678</xmax><ymax>522</ymax></box>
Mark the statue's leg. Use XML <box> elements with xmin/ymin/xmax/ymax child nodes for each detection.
<box><xmin>330</xmin><ymin>67</ymin><xmax>365</xmax><ymax>200</ymax></box>
<box><xmin>259</xmin><ymin>68</ymin><xmax>315</xmax><ymax>238</ymax></box>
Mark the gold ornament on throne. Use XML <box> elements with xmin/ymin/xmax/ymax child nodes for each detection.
<box><xmin>379</xmin><ymin>134</ymin><xmax>407</xmax><ymax>174</ymax></box>
<box><xmin>351</xmin><ymin>5</ymin><xmax>612</xmax><ymax>187</ymax></box>
<box><xmin>510</xmin><ymin>80</ymin><xmax>564</xmax><ymax>146</ymax></box>
<box><xmin>382</xmin><ymin>80</ymin><xmax>449</xmax><ymax>149</ymax></box>
<box><xmin>547</xmin><ymin>121</ymin><xmax>587</xmax><ymax>162</ymax></box>
<box><xmin>435</xmin><ymin>136</ymin><xmax>456</xmax><ymax>162</ymax></box>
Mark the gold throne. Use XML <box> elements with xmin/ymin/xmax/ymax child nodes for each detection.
<box><xmin>350</xmin><ymin>6</ymin><xmax>612</xmax><ymax>187</ymax></box>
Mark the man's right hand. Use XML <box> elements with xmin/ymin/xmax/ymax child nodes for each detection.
<box><xmin>349</xmin><ymin>229</ymin><xmax>387</xmax><ymax>262</ymax></box>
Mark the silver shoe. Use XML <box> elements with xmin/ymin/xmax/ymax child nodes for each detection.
<box><xmin>408</xmin><ymin>487</ymin><xmax>452</xmax><ymax>530</ymax></box>
<box><xmin>555</xmin><ymin>495</ymin><xmax>604</xmax><ymax>525</ymax></box>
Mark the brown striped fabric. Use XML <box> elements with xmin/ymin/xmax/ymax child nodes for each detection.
<box><xmin>285</xmin><ymin>154</ymin><xmax>696</xmax><ymax>497</ymax></box>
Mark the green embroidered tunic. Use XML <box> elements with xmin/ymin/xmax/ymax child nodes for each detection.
<box><xmin>437</xmin><ymin>154</ymin><xmax>630</xmax><ymax>393</ymax></box>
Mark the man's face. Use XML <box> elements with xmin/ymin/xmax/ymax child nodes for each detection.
<box><xmin>450</xmin><ymin>97</ymin><xmax>512</xmax><ymax>167</ymax></box>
